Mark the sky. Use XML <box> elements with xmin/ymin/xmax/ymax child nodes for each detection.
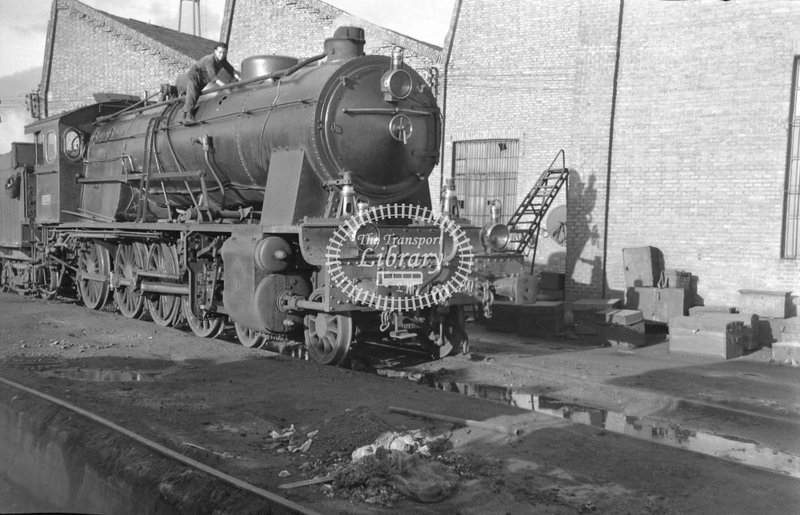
<box><xmin>0</xmin><ymin>0</ymin><xmax>455</xmax><ymax>78</ymax></box>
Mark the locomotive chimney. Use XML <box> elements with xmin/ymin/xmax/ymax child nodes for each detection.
<box><xmin>325</xmin><ymin>26</ymin><xmax>366</xmax><ymax>61</ymax></box>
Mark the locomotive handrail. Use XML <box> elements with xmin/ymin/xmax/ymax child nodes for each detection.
<box><xmin>185</xmin><ymin>52</ymin><xmax>327</xmax><ymax>104</ymax></box>
<box><xmin>76</xmin><ymin>169</ymin><xmax>206</xmax><ymax>184</ymax></box>
<box><xmin>341</xmin><ymin>107</ymin><xmax>436</xmax><ymax>116</ymax></box>
<box><xmin>94</xmin><ymin>90</ymin><xmax>164</xmax><ymax>124</ymax></box>
<box><xmin>216</xmin><ymin>53</ymin><xmax>327</xmax><ymax>93</ymax></box>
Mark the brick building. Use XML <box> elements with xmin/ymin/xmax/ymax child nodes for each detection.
<box><xmin>38</xmin><ymin>0</ymin><xmax>218</xmax><ymax>116</ymax></box>
<box><xmin>220</xmin><ymin>0</ymin><xmax>442</xmax><ymax>70</ymax></box>
<box><xmin>36</xmin><ymin>0</ymin><xmax>800</xmax><ymax>309</ymax></box>
<box><xmin>444</xmin><ymin>0</ymin><xmax>800</xmax><ymax>309</ymax></box>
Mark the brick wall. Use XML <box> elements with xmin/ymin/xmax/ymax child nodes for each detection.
<box><xmin>566</xmin><ymin>0</ymin><xmax>621</xmax><ymax>300</ymax></box>
<box><xmin>444</xmin><ymin>0</ymin><xmax>619</xmax><ymax>294</ymax></box>
<box><xmin>226</xmin><ymin>0</ymin><xmax>440</xmax><ymax>70</ymax></box>
<box><xmin>46</xmin><ymin>4</ymin><xmax>194</xmax><ymax>115</ymax></box>
<box><xmin>449</xmin><ymin>0</ymin><xmax>800</xmax><ymax>307</ymax></box>
<box><xmin>606</xmin><ymin>0</ymin><xmax>800</xmax><ymax>307</ymax></box>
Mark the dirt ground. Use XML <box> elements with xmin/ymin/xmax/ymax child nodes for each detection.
<box><xmin>0</xmin><ymin>291</ymin><xmax>798</xmax><ymax>514</ymax></box>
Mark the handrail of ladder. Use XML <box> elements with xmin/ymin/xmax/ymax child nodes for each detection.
<box><xmin>507</xmin><ymin>149</ymin><xmax>569</xmax><ymax>269</ymax></box>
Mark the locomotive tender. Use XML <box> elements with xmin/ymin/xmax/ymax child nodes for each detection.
<box><xmin>0</xmin><ymin>27</ymin><xmax>532</xmax><ymax>365</ymax></box>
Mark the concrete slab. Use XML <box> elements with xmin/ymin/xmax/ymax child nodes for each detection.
<box><xmin>668</xmin><ymin>316</ymin><xmax>745</xmax><ymax>359</ymax></box>
<box><xmin>689</xmin><ymin>312</ymin><xmax>761</xmax><ymax>352</ymax></box>
<box><xmin>738</xmin><ymin>289</ymin><xmax>791</xmax><ymax>319</ymax></box>
<box><xmin>628</xmin><ymin>287</ymin><xmax>688</xmax><ymax>323</ymax></box>
<box><xmin>688</xmin><ymin>305</ymin><xmax>736</xmax><ymax>316</ymax></box>
<box><xmin>486</xmin><ymin>302</ymin><xmax>519</xmax><ymax>333</ymax></box>
<box><xmin>517</xmin><ymin>302</ymin><xmax>565</xmax><ymax>337</ymax></box>
<box><xmin>599</xmin><ymin>320</ymin><xmax>646</xmax><ymax>348</ymax></box>
<box><xmin>596</xmin><ymin>308</ymin><xmax>644</xmax><ymax>326</ymax></box>
<box><xmin>571</xmin><ymin>298</ymin><xmax>622</xmax><ymax>335</ymax></box>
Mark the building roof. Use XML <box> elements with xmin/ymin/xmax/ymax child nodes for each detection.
<box><xmin>40</xmin><ymin>0</ymin><xmax>218</xmax><ymax>107</ymax></box>
<box><xmin>106</xmin><ymin>14</ymin><xmax>218</xmax><ymax>61</ymax></box>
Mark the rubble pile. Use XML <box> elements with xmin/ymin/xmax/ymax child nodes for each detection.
<box><xmin>324</xmin><ymin>430</ymin><xmax>464</xmax><ymax>506</ymax></box>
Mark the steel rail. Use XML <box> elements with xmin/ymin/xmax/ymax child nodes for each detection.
<box><xmin>0</xmin><ymin>374</ymin><xmax>323</xmax><ymax>515</ymax></box>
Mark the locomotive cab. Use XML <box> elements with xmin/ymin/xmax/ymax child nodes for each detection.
<box><xmin>24</xmin><ymin>101</ymin><xmax>137</xmax><ymax>224</ymax></box>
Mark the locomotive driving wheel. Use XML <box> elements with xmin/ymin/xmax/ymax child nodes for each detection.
<box><xmin>77</xmin><ymin>242</ymin><xmax>111</xmax><ymax>310</ymax></box>
<box><xmin>234</xmin><ymin>322</ymin><xmax>265</xmax><ymax>348</ymax></box>
<box><xmin>304</xmin><ymin>311</ymin><xmax>353</xmax><ymax>365</ymax></box>
<box><xmin>113</xmin><ymin>242</ymin><xmax>147</xmax><ymax>319</ymax></box>
<box><xmin>304</xmin><ymin>291</ymin><xmax>353</xmax><ymax>366</ymax></box>
<box><xmin>145</xmin><ymin>243</ymin><xmax>182</xmax><ymax>327</ymax></box>
<box><xmin>184</xmin><ymin>299</ymin><xmax>225</xmax><ymax>338</ymax></box>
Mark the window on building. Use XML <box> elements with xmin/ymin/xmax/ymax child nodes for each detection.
<box><xmin>452</xmin><ymin>139</ymin><xmax>519</xmax><ymax>226</ymax></box>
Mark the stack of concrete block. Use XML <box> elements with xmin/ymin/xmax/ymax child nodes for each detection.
<box><xmin>738</xmin><ymin>290</ymin><xmax>791</xmax><ymax>346</ymax></box>
<box><xmin>629</xmin><ymin>286</ymin><xmax>689</xmax><ymax>323</ymax></box>
<box><xmin>668</xmin><ymin>316</ymin><xmax>745</xmax><ymax>359</ymax></box>
<box><xmin>687</xmin><ymin>309</ymin><xmax>761</xmax><ymax>352</ymax></box>
<box><xmin>595</xmin><ymin>308</ymin><xmax>646</xmax><ymax>348</ymax></box>
<box><xmin>622</xmin><ymin>246</ymin><xmax>663</xmax><ymax>288</ymax></box>
<box><xmin>571</xmin><ymin>298</ymin><xmax>622</xmax><ymax>335</ymax></box>
<box><xmin>622</xmin><ymin>246</ymin><xmax>693</xmax><ymax>323</ymax></box>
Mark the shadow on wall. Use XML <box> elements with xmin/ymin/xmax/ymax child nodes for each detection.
<box><xmin>565</xmin><ymin>171</ymin><xmax>603</xmax><ymax>297</ymax></box>
<box><xmin>546</xmin><ymin>251</ymin><xmax>565</xmax><ymax>271</ymax></box>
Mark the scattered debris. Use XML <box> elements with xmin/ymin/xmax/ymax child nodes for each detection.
<box><xmin>278</xmin><ymin>474</ymin><xmax>335</xmax><ymax>490</ymax></box>
<box><xmin>351</xmin><ymin>429</ymin><xmax>450</xmax><ymax>461</ymax></box>
<box><xmin>335</xmin><ymin>446</ymin><xmax>458</xmax><ymax>504</ymax></box>
<box><xmin>265</xmin><ymin>424</ymin><xmax>318</xmax><ymax>455</ymax></box>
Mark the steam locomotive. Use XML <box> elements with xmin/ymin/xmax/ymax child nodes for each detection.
<box><xmin>0</xmin><ymin>27</ymin><xmax>532</xmax><ymax>365</ymax></box>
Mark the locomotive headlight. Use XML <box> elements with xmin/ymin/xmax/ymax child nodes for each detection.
<box><xmin>481</xmin><ymin>223</ymin><xmax>510</xmax><ymax>252</ymax></box>
<box><xmin>381</xmin><ymin>69</ymin><xmax>413</xmax><ymax>101</ymax></box>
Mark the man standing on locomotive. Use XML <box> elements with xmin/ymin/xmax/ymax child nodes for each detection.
<box><xmin>178</xmin><ymin>42</ymin><xmax>240</xmax><ymax>123</ymax></box>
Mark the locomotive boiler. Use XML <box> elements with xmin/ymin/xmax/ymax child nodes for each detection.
<box><xmin>82</xmin><ymin>26</ymin><xmax>437</xmax><ymax>223</ymax></box>
<box><xmin>0</xmin><ymin>26</ymin><xmax>533</xmax><ymax>366</ymax></box>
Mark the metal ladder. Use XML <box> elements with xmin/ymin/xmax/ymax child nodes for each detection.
<box><xmin>507</xmin><ymin>150</ymin><xmax>570</xmax><ymax>265</ymax></box>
